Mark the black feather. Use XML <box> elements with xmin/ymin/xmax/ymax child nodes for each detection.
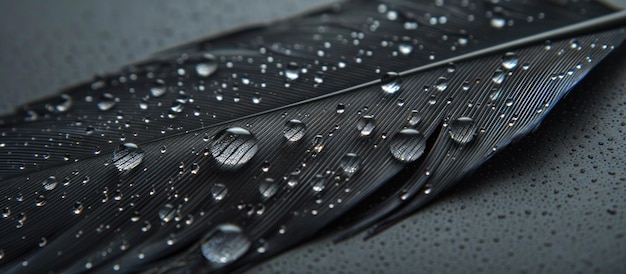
<box><xmin>0</xmin><ymin>1</ymin><xmax>625</xmax><ymax>273</ymax></box>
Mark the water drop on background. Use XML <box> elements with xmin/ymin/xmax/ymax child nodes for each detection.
<box><xmin>43</xmin><ymin>175</ymin><xmax>58</xmax><ymax>191</ymax></box>
<box><xmin>381</xmin><ymin>72</ymin><xmax>402</xmax><ymax>94</ymax></box>
<box><xmin>210</xmin><ymin>127</ymin><xmax>258</xmax><ymax>169</ymax></box>
<box><xmin>201</xmin><ymin>224</ymin><xmax>250</xmax><ymax>266</ymax></box>
<box><xmin>389</xmin><ymin>129</ymin><xmax>426</xmax><ymax>162</ymax></box>
<box><xmin>150</xmin><ymin>79</ymin><xmax>167</xmax><ymax>97</ymax></box>
<box><xmin>285</xmin><ymin>62</ymin><xmax>300</xmax><ymax>81</ymax></box>
<box><xmin>448</xmin><ymin>117</ymin><xmax>478</xmax><ymax>145</ymax></box>
<box><xmin>112</xmin><ymin>143</ymin><xmax>144</xmax><ymax>172</ymax></box>
<box><xmin>283</xmin><ymin>120</ymin><xmax>306</xmax><ymax>142</ymax></box>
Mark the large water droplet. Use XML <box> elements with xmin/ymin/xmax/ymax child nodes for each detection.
<box><xmin>210</xmin><ymin>127</ymin><xmax>258</xmax><ymax>169</ymax></box>
<box><xmin>97</xmin><ymin>93</ymin><xmax>117</xmax><ymax>111</ymax></box>
<box><xmin>501</xmin><ymin>52</ymin><xmax>519</xmax><ymax>70</ymax></box>
<box><xmin>357</xmin><ymin>115</ymin><xmax>376</xmax><ymax>136</ymax></box>
<box><xmin>389</xmin><ymin>129</ymin><xmax>426</xmax><ymax>162</ymax></box>
<box><xmin>448</xmin><ymin>117</ymin><xmax>477</xmax><ymax>145</ymax></box>
<box><xmin>398</xmin><ymin>43</ymin><xmax>413</xmax><ymax>55</ymax></box>
<box><xmin>158</xmin><ymin>203</ymin><xmax>177</xmax><ymax>223</ymax></box>
<box><xmin>339</xmin><ymin>153</ymin><xmax>361</xmax><ymax>177</ymax></box>
<box><xmin>112</xmin><ymin>143</ymin><xmax>145</xmax><ymax>172</ymax></box>
<box><xmin>283</xmin><ymin>120</ymin><xmax>306</xmax><ymax>142</ymax></box>
<box><xmin>381</xmin><ymin>72</ymin><xmax>402</xmax><ymax>94</ymax></box>
<box><xmin>201</xmin><ymin>224</ymin><xmax>250</xmax><ymax>266</ymax></box>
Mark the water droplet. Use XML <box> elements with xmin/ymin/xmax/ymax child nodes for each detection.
<box><xmin>190</xmin><ymin>163</ymin><xmax>200</xmax><ymax>175</ymax></box>
<box><xmin>339</xmin><ymin>153</ymin><xmax>361</xmax><ymax>177</ymax></box>
<box><xmin>448</xmin><ymin>117</ymin><xmax>477</xmax><ymax>145</ymax></box>
<box><xmin>407</xmin><ymin>110</ymin><xmax>421</xmax><ymax>126</ymax></box>
<box><xmin>357</xmin><ymin>115</ymin><xmax>376</xmax><ymax>136</ymax></box>
<box><xmin>35</xmin><ymin>195</ymin><xmax>47</xmax><ymax>207</ymax></box>
<box><xmin>398</xmin><ymin>43</ymin><xmax>413</xmax><ymax>55</ymax></box>
<box><xmin>112</xmin><ymin>143</ymin><xmax>144</xmax><ymax>172</ymax></box>
<box><xmin>1</xmin><ymin>207</ymin><xmax>10</xmax><ymax>218</ymax></box>
<box><xmin>43</xmin><ymin>175</ymin><xmax>58</xmax><ymax>191</ymax></box>
<box><xmin>150</xmin><ymin>79</ymin><xmax>167</xmax><ymax>97</ymax></box>
<box><xmin>201</xmin><ymin>224</ymin><xmax>250</xmax><ymax>266</ymax></box>
<box><xmin>336</xmin><ymin>103</ymin><xmax>346</xmax><ymax>114</ymax></box>
<box><xmin>158</xmin><ymin>203</ymin><xmax>176</xmax><ymax>223</ymax></box>
<box><xmin>285</xmin><ymin>62</ymin><xmax>300</xmax><ymax>81</ymax></box>
<box><xmin>389</xmin><ymin>129</ymin><xmax>426</xmax><ymax>162</ymax></box>
<box><xmin>259</xmin><ymin>178</ymin><xmax>278</xmax><ymax>199</ymax></box>
<box><xmin>38</xmin><ymin>237</ymin><xmax>47</xmax><ymax>247</ymax></box>
<box><xmin>501</xmin><ymin>52</ymin><xmax>519</xmax><ymax>70</ymax></box>
<box><xmin>434</xmin><ymin>77</ymin><xmax>448</xmax><ymax>91</ymax></box>
<box><xmin>311</xmin><ymin>174</ymin><xmax>326</xmax><ymax>192</ymax></box>
<box><xmin>491</xmin><ymin>70</ymin><xmax>506</xmax><ymax>85</ymax></box>
<box><xmin>283</xmin><ymin>120</ymin><xmax>306</xmax><ymax>142</ymax></box>
<box><xmin>52</xmin><ymin>94</ymin><xmax>73</xmax><ymax>113</ymax></box>
<box><xmin>490</xmin><ymin>17</ymin><xmax>506</xmax><ymax>29</ymax></box>
<box><xmin>210</xmin><ymin>127</ymin><xmax>258</xmax><ymax>169</ymax></box>
<box><xmin>211</xmin><ymin>184</ymin><xmax>228</xmax><ymax>201</ymax></box>
<box><xmin>252</xmin><ymin>93</ymin><xmax>262</xmax><ymax>104</ymax></box>
<box><xmin>196</xmin><ymin>54</ymin><xmax>218</xmax><ymax>77</ymax></box>
<box><xmin>97</xmin><ymin>93</ymin><xmax>117</xmax><ymax>111</ymax></box>
<box><xmin>381</xmin><ymin>72</ymin><xmax>402</xmax><ymax>94</ymax></box>
<box><xmin>73</xmin><ymin>201</ymin><xmax>84</xmax><ymax>215</ymax></box>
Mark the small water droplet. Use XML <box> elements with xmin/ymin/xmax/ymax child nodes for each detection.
<box><xmin>43</xmin><ymin>175</ymin><xmax>58</xmax><ymax>191</ymax></box>
<box><xmin>491</xmin><ymin>70</ymin><xmax>506</xmax><ymax>85</ymax></box>
<box><xmin>434</xmin><ymin>77</ymin><xmax>448</xmax><ymax>91</ymax></box>
<box><xmin>490</xmin><ymin>17</ymin><xmax>506</xmax><ymax>29</ymax></box>
<box><xmin>51</xmin><ymin>94</ymin><xmax>73</xmax><ymax>113</ymax></box>
<box><xmin>283</xmin><ymin>120</ymin><xmax>306</xmax><ymax>142</ymax></box>
<box><xmin>311</xmin><ymin>174</ymin><xmax>326</xmax><ymax>192</ymax></box>
<box><xmin>38</xmin><ymin>237</ymin><xmax>48</xmax><ymax>248</ymax></box>
<box><xmin>259</xmin><ymin>178</ymin><xmax>278</xmax><ymax>199</ymax></box>
<box><xmin>407</xmin><ymin>110</ymin><xmax>421</xmax><ymax>126</ymax></box>
<box><xmin>97</xmin><ymin>93</ymin><xmax>117</xmax><ymax>111</ymax></box>
<box><xmin>389</xmin><ymin>129</ymin><xmax>426</xmax><ymax>162</ymax></box>
<box><xmin>150</xmin><ymin>79</ymin><xmax>167</xmax><ymax>97</ymax></box>
<box><xmin>398</xmin><ymin>43</ymin><xmax>413</xmax><ymax>55</ymax></box>
<box><xmin>196</xmin><ymin>54</ymin><xmax>218</xmax><ymax>77</ymax></box>
<box><xmin>448</xmin><ymin>117</ymin><xmax>477</xmax><ymax>145</ymax></box>
<box><xmin>201</xmin><ymin>224</ymin><xmax>250</xmax><ymax>266</ymax></box>
<box><xmin>339</xmin><ymin>153</ymin><xmax>361</xmax><ymax>177</ymax></box>
<box><xmin>190</xmin><ymin>163</ymin><xmax>200</xmax><ymax>175</ymax></box>
<box><xmin>357</xmin><ymin>115</ymin><xmax>376</xmax><ymax>136</ymax></box>
<box><xmin>381</xmin><ymin>72</ymin><xmax>402</xmax><ymax>94</ymax></box>
<box><xmin>112</xmin><ymin>143</ymin><xmax>144</xmax><ymax>172</ymax></box>
<box><xmin>211</xmin><ymin>184</ymin><xmax>228</xmax><ymax>201</ymax></box>
<box><xmin>35</xmin><ymin>195</ymin><xmax>47</xmax><ymax>207</ymax></box>
<box><xmin>501</xmin><ymin>52</ymin><xmax>519</xmax><ymax>70</ymax></box>
<box><xmin>1</xmin><ymin>207</ymin><xmax>10</xmax><ymax>219</ymax></box>
<box><xmin>158</xmin><ymin>203</ymin><xmax>177</xmax><ymax>223</ymax></box>
<box><xmin>209</xmin><ymin>127</ymin><xmax>258</xmax><ymax>169</ymax></box>
<box><xmin>73</xmin><ymin>201</ymin><xmax>84</xmax><ymax>215</ymax></box>
<box><xmin>336</xmin><ymin>103</ymin><xmax>346</xmax><ymax>114</ymax></box>
<box><xmin>285</xmin><ymin>62</ymin><xmax>300</xmax><ymax>81</ymax></box>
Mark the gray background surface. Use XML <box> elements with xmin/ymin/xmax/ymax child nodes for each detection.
<box><xmin>0</xmin><ymin>1</ymin><xmax>624</xmax><ymax>273</ymax></box>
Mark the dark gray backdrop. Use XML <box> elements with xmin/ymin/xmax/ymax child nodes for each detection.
<box><xmin>0</xmin><ymin>1</ymin><xmax>624</xmax><ymax>273</ymax></box>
